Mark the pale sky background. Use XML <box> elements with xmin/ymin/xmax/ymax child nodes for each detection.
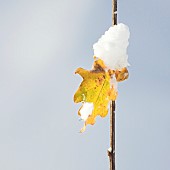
<box><xmin>0</xmin><ymin>0</ymin><xmax>170</xmax><ymax>170</ymax></box>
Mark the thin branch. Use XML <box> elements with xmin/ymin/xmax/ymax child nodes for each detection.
<box><xmin>112</xmin><ymin>0</ymin><xmax>117</xmax><ymax>26</ymax></box>
<box><xmin>108</xmin><ymin>0</ymin><xmax>117</xmax><ymax>170</ymax></box>
<box><xmin>108</xmin><ymin>101</ymin><xmax>116</xmax><ymax>170</ymax></box>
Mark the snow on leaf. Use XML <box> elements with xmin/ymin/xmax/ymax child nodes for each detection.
<box><xmin>78</xmin><ymin>102</ymin><xmax>94</xmax><ymax>122</ymax></box>
<box><xmin>74</xmin><ymin>59</ymin><xmax>117</xmax><ymax>132</ymax></box>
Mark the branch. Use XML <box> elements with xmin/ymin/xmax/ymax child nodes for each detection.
<box><xmin>108</xmin><ymin>0</ymin><xmax>117</xmax><ymax>170</ymax></box>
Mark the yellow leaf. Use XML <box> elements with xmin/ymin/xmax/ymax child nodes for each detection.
<box><xmin>74</xmin><ymin>59</ymin><xmax>117</xmax><ymax>132</ymax></box>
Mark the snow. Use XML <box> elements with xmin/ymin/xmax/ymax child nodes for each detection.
<box><xmin>93</xmin><ymin>23</ymin><xmax>130</xmax><ymax>70</ymax></box>
<box><xmin>108</xmin><ymin>147</ymin><xmax>112</xmax><ymax>152</ymax></box>
<box><xmin>79</xmin><ymin>102</ymin><xmax>94</xmax><ymax>121</ymax></box>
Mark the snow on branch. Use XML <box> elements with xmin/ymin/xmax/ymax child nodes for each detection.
<box><xmin>93</xmin><ymin>23</ymin><xmax>130</xmax><ymax>70</ymax></box>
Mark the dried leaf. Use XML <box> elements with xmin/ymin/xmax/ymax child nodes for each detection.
<box><xmin>74</xmin><ymin>60</ymin><xmax>117</xmax><ymax>132</ymax></box>
<box><xmin>115</xmin><ymin>67</ymin><xmax>129</xmax><ymax>82</ymax></box>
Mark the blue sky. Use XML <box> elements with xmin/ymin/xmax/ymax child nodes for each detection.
<box><xmin>0</xmin><ymin>0</ymin><xmax>170</xmax><ymax>170</ymax></box>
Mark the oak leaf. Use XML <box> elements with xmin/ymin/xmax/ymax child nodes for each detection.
<box><xmin>74</xmin><ymin>59</ymin><xmax>117</xmax><ymax>132</ymax></box>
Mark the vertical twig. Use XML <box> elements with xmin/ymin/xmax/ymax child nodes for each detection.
<box><xmin>108</xmin><ymin>0</ymin><xmax>117</xmax><ymax>170</ymax></box>
<box><xmin>108</xmin><ymin>101</ymin><xmax>116</xmax><ymax>170</ymax></box>
<box><xmin>112</xmin><ymin>0</ymin><xmax>117</xmax><ymax>26</ymax></box>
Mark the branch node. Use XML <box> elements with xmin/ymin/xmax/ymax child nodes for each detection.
<box><xmin>107</xmin><ymin>147</ymin><xmax>114</xmax><ymax>157</ymax></box>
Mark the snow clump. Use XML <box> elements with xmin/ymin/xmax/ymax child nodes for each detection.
<box><xmin>93</xmin><ymin>23</ymin><xmax>130</xmax><ymax>70</ymax></box>
<box><xmin>79</xmin><ymin>102</ymin><xmax>94</xmax><ymax>121</ymax></box>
